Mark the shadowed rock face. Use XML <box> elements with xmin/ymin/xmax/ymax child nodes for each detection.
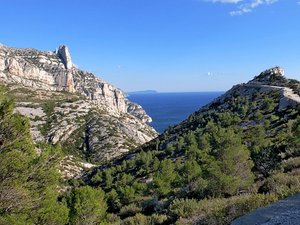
<box><xmin>0</xmin><ymin>44</ymin><xmax>158</xmax><ymax>166</ymax></box>
<box><xmin>57</xmin><ymin>45</ymin><xmax>73</xmax><ymax>69</ymax></box>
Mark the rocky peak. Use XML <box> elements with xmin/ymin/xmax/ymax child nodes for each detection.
<box><xmin>249</xmin><ymin>67</ymin><xmax>286</xmax><ymax>86</ymax></box>
<box><xmin>0</xmin><ymin>44</ymin><xmax>158</xmax><ymax>163</ymax></box>
<box><xmin>57</xmin><ymin>45</ymin><xmax>73</xmax><ymax>69</ymax></box>
<box><xmin>0</xmin><ymin>44</ymin><xmax>153</xmax><ymax>122</ymax></box>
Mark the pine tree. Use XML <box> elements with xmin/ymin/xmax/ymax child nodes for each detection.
<box><xmin>68</xmin><ymin>186</ymin><xmax>107</xmax><ymax>225</ymax></box>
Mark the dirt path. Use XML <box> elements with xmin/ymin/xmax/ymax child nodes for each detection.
<box><xmin>231</xmin><ymin>193</ymin><xmax>300</xmax><ymax>225</ymax></box>
<box><xmin>245</xmin><ymin>84</ymin><xmax>300</xmax><ymax>104</ymax></box>
<box><xmin>283</xmin><ymin>87</ymin><xmax>300</xmax><ymax>104</ymax></box>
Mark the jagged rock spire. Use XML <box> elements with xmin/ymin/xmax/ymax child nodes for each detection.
<box><xmin>57</xmin><ymin>45</ymin><xmax>73</xmax><ymax>70</ymax></box>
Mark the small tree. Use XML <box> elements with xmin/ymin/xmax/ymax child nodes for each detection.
<box><xmin>153</xmin><ymin>159</ymin><xmax>176</xmax><ymax>196</ymax></box>
<box><xmin>69</xmin><ymin>186</ymin><xmax>107</xmax><ymax>225</ymax></box>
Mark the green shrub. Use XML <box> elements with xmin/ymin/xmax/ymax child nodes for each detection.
<box><xmin>174</xmin><ymin>194</ymin><xmax>278</xmax><ymax>225</ymax></box>
<box><xmin>170</xmin><ymin>198</ymin><xmax>199</xmax><ymax>218</ymax></box>
<box><xmin>282</xmin><ymin>157</ymin><xmax>300</xmax><ymax>172</ymax></box>
<box><xmin>103</xmin><ymin>213</ymin><xmax>121</xmax><ymax>225</ymax></box>
<box><xmin>68</xmin><ymin>186</ymin><xmax>107</xmax><ymax>225</ymax></box>
<box><xmin>199</xmin><ymin>194</ymin><xmax>278</xmax><ymax>225</ymax></box>
<box><xmin>149</xmin><ymin>214</ymin><xmax>168</xmax><ymax>224</ymax></box>
<box><xmin>119</xmin><ymin>203</ymin><xmax>141</xmax><ymax>217</ymax></box>
<box><xmin>121</xmin><ymin>213</ymin><xmax>149</xmax><ymax>225</ymax></box>
<box><xmin>265</xmin><ymin>172</ymin><xmax>300</xmax><ymax>198</ymax></box>
<box><xmin>42</xmin><ymin>101</ymin><xmax>56</xmax><ymax>117</ymax></box>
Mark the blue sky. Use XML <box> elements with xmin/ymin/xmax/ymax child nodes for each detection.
<box><xmin>1</xmin><ymin>0</ymin><xmax>300</xmax><ymax>92</ymax></box>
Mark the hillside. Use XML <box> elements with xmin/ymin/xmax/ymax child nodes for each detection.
<box><xmin>0</xmin><ymin>44</ymin><xmax>157</xmax><ymax>178</ymax></box>
<box><xmin>83</xmin><ymin>67</ymin><xmax>300</xmax><ymax>224</ymax></box>
<box><xmin>1</xmin><ymin>57</ymin><xmax>300</xmax><ymax>224</ymax></box>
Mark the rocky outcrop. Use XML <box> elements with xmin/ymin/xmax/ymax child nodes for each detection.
<box><xmin>0</xmin><ymin>44</ymin><xmax>158</xmax><ymax>163</ymax></box>
<box><xmin>57</xmin><ymin>45</ymin><xmax>73</xmax><ymax>69</ymax></box>
<box><xmin>60</xmin><ymin>155</ymin><xmax>96</xmax><ymax>180</ymax></box>
<box><xmin>249</xmin><ymin>66</ymin><xmax>287</xmax><ymax>86</ymax></box>
<box><xmin>0</xmin><ymin>45</ymin><xmax>72</xmax><ymax>92</ymax></box>
<box><xmin>247</xmin><ymin>67</ymin><xmax>300</xmax><ymax>109</ymax></box>
<box><xmin>0</xmin><ymin>44</ymin><xmax>152</xmax><ymax>119</ymax></box>
<box><xmin>126</xmin><ymin>101</ymin><xmax>152</xmax><ymax>123</ymax></box>
<box><xmin>209</xmin><ymin>67</ymin><xmax>300</xmax><ymax>111</ymax></box>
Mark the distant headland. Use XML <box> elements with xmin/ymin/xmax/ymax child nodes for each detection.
<box><xmin>127</xmin><ymin>90</ymin><xmax>158</xmax><ymax>95</ymax></box>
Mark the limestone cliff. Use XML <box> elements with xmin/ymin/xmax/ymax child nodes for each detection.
<box><xmin>0</xmin><ymin>44</ymin><xmax>153</xmax><ymax>120</ymax></box>
<box><xmin>0</xmin><ymin>44</ymin><xmax>157</xmax><ymax>169</ymax></box>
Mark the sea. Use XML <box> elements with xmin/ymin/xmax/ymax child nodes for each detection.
<box><xmin>128</xmin><ymin>92</ymin><xmax>224</xmax><ymax>133</ymax></box>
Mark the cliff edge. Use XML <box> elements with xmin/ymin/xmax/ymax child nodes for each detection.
<box><xmin>0</xmin><ymin>44</ymin><xmax>157</xmax><ymax>175</ymax></box>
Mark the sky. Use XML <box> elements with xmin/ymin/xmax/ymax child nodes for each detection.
<box><xmin>1</xmin><ymin>0</ymin><xmax>300</xmax><ymax>92</ymax></box>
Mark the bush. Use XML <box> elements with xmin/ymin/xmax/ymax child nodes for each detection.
<box><xmin>119</xmin><ymin>204</ymin><xmax>141</xmax><ymax>217</ymax></box>
<box><xmin>170</xmin><ymin>198</ymin><xmax>199</xmax><ymax>218</ymax></box>
<box><xmin>68</xmin><ymin>186</ymin><xmax>107</xmax><ymax>225</ymax></box>
<box><xmin>199</xmin><ymin>194</ymin><xmax>278</xmax><ymax>225</ymax></box>
<box><xmin>121</xmin><ymin>213</ymin><xmax>149</xmax><ymax>225</ymax></box>
<box><xmin>103</xmin><ymin>213</ymin><xmax>121</xmax><ymax>225</ymax></box>
<box><xmin>149</xmin><ymin>214</ymin><xmax>168</xmax><ymax>224</ymax></box>
<box><xmin>282</xmin><ymin>157</ymin><xmax>300</xmax><ymax>172</ymax></box>
<box><xmin>264</xmin><ymin>172</ymin><xmax>300</xmax><ymax>198</ymax></box>
<box><xmin>174</xmin><ymin>194</ymin><xmax>278</xmax><ymax>225</ymax></box>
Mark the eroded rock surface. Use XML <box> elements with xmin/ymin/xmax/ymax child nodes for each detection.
<box><xmin>0</xmin><ymin>44</ymin><xmax>158</xmax><ymax>168</ymax></box>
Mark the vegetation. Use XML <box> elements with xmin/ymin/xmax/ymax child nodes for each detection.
<box><xmin>67</xmin><ymin>186</ymin><xmax>107</xmax><ymax>225</ymax></box>
<box><xmin>0</xmin><ymin>87</ymin><xmax>68</xmax><ymax>224</ymax></box>
<box><xmin>82</xmin><ymin>87</ymin><xmax>300</xmax><ymax>224</ymax></box>
<box><xmin>0</xmin><ymin>75</ymin><xmax>300</xmax><ymax>225</ymax></box>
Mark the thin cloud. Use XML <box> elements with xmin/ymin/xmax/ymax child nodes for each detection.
<box><xmin>204</xmin><ymin>0</ymin><xmax>279</xmax><ymax>15</ymax></box>
<box><xmin>230</xmin><ymin>0</ymin><xmax>278</xmax><ymax>15</ymax></box>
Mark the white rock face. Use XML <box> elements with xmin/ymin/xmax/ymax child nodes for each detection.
<box><xmin>66</xmin><ymin>71</ymin><xmax>75</xmax><ymax>93</ymax></box>
<box><xmin>249</xmin><ymin>66</ymin><xmax>286</xmax><ymax>86</ymax></box>
<box><xmin>0</xmin><ymin>44</ymin><xmax>152</xmax><ymax>121</ymax></box>
<box><xmin>57</xmin><ymin>45</ymin><xmax>73</xmax><ymax>69</ymax></box>
<box><xmin>0</xmin><ymin>44</ymin><xmax>158</xmax><ymax>163</ymax></box>
<box><xmin>0</xmin><ymin>45</ymin><xmax>69</xmax><ymax>91</ymax></box>
<box><xmin>263</xmin><ymin>67</ymin><xmax>285</xmax><ymax>77</ymax></box>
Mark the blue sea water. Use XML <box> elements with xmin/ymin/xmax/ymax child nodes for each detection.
<box><xmin>128</xmin><ymin>92</ymin><xmax>224</xmax><ymax>133</ymax></box>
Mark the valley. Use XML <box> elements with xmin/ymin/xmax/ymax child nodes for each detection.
<box><xmin>0</xmin><ymin>45</ymin><xmax>299</xmax><ymax>225</ymax></box>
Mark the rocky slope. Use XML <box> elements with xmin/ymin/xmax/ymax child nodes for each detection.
<box><xmin>83</xmin><ymin>67</ymin><xmax>300</xmax><ymax>224</ymax></box>
<box><xmin>0</xmin><ymin>44</ymin><xmax>157</xmax><ymax>176</ymax></box>
<box><xmin>160</xmin><ymin>66</ymin><xmax>300</xmax><ymax>138</ymax></box>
